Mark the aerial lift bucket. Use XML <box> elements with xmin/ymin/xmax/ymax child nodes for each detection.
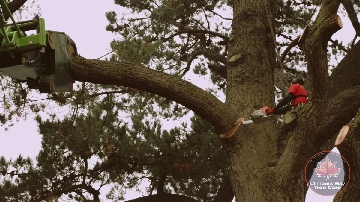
<box><xmin>0</xmin><ymin>16</ymin><xmax>76</xmax><ymax>93</ymax></box>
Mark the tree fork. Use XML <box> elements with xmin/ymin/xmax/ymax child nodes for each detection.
<box><xmin>267</xmin><ymin>0</ymin><xmax>344</xmax><ymax>198</ymax></box>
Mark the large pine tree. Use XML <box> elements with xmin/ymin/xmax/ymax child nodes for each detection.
<box><xmin>1</xmin><ymin>0</ymin><xmax>360</xmax><ymax>201</ymax></box>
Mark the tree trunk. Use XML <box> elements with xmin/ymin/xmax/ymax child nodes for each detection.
<box><xmin>224</xmin><ymin>0</ymin><xmax>282</xmax><ymax>201</ymax></box>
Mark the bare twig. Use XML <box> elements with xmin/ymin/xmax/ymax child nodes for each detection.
<box><xmin>330</xmin><ymin>39</ymin><xmax>348</xmax><ymax>53</ymax></box>
<box><xmin>206</xmin><ymin>9</ymin><xmax>233</xmax><ymax>20</ymax></box>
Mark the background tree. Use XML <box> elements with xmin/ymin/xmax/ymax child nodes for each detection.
<box><xmin>1</xmin><ymin>0</ymin><xmax>360</xmax><ymax>201</ymax></box>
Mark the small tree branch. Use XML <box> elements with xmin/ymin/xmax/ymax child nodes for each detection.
<box><xmin>201</xmin><ymin>48</ymin><xmax>227</xmax><ymax>64</ymax></box>
<box><xmin>3</xmin><ymin>0</ymin><xmax>28</xmax><ymax>20</ymax></box>
<box><xmin>280</xmin><ymin>36</ymin><xmax>299</xmax><ymax>63</ymax></box>
<box><xmin>330</xmin><ymin>39</ymin><xmax>348</xmax><ymax>53</ymax></box>
<box><xmin>208</xmin><ymin>64</ymin><xmax>227</xmax><ymax>79</ymax></box>
<box><xmin>342</xmin><ymin>0</ymin><xmax>360</xmax><ymax>36</ymax></box>
<box><xmin>182</xmin><ymin>46</ymin><xmax>227</xmax><ymax>77</ymax></box>
<box><xmin>206</xmin><ymin>9</ymin><xmax>233</xmax><ymax>20</ymax></box>
<box><xmin>162</xmin><ymin>29</ymin><xmax>229</xmax><ymax>42</ymax></box>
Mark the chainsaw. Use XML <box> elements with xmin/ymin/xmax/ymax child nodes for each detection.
<box><xmin>242</xmin><ymin>105</ymin><xmax>273</xmax><ymax>124</ymax></box>
<box><xmin>220</xmin><ymin>105</ymin><xmax>273</xmax><ymax>138</ymax></box>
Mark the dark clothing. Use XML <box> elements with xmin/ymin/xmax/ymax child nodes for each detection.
<box><xmin>273</xmin><ymin>83</ymin><xmax>308</xmax><ymax>115</ymax></box>
<box><xmin>273</xmin><ymin>104</ymin><xmax>292</xmax><ymax>115</ymax></box>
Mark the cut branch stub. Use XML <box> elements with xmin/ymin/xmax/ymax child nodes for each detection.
<box><xmin>228</xmin><ymin>53</ymin><xmax>243</xmax><ymax>63</ymax></box>
<box><xmin>322</xmin><ymin>15</ymin><xmax>343</xmax><ymax>42</ymax></box>
<box><xmin>302</xmin><ymin>14</ymin><xmax>343</xmax><ymax>100</ymax></box>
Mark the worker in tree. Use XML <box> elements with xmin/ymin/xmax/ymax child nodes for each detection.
<box><xmin>266</xmin><ymin>73</ymin><xmax>308</xmax><ymax>119</ymax></box>
<box><xmin>266</xmin><ymin>73</ymin><xmax>308</xmax><ymax>166</ymax></box>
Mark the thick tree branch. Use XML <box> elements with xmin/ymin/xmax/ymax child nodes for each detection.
<box><xmin>315</xmin><ymin>86</ymin><xmax>360</xmax><ymax>148</ymax></box>
<box><xmin>342</xmin><ymin>0</ymin><xmax>360</xmax><ymax>36</ymax></box>
<box><xmin>2</xmin><ymin>0</ymin><xmax>27</xmax><ymax>20</ymax></box>
<box><xmin>329</xmin><ymin>40</ymin><xmax>360</xmax><ymax>97</ymax></box>
<box><xmin>299</xmin><ymin>0</ymin><xmax>342</xmax><ymax>100</ymax></box>
<box><xmin>69</xmin><ymin>55</ymin><xmax>238</xmax><ymax>133</ymax></box>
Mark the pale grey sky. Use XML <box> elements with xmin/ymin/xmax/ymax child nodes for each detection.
<box><xmin>0</xmin><ymin>0</ymin><xmax>355</xmax><ymax>201</ymax></box>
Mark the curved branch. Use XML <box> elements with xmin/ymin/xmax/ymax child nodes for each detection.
<box><xmin>181</xmin><ymin>48</ymin><xmax>204</xmax><ymax>77</ymax></box>
<box><xmin>69</xmin><ymin>55</ymin><xmax>238</xmax><ymax>132</ymax></box>
<box><xmin>280</xmin><ymin>36</ymin><xmax>299</xmax><ymax>63</ymax></box>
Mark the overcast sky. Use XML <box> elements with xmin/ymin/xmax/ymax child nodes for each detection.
<box><xmin>0</xmin><ymin>1</ymin><xmax>356</xmax><ymax>201</ymax></box>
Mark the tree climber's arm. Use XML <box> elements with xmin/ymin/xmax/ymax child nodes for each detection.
<box><xmin>267</xmin><ymin>93</ymin><xmax>294</xmax><ymax>115</ymax></box>
<box><xmin>274</xmin><ymin>93</ymin><xmax>294</xmax><ymax>111</ymax></box>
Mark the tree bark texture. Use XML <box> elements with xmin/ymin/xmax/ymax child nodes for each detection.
<box><xmin>224</xmin><ymin>0</ymin><xmax>278</xmax><ymax>201</ymax></box>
